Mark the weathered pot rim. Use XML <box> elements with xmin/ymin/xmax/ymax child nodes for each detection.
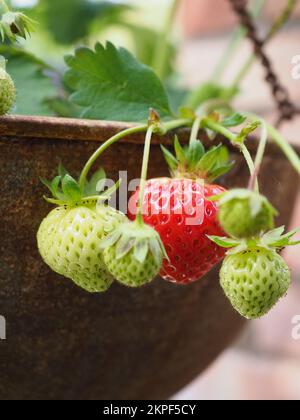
<box><xmin>0</xmin><ymin>115</ymin><xmax>299</xmax><ymax>157</ymax></box>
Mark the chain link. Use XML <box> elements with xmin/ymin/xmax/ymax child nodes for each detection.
<box><xmin>229</xmin><ymin>0</ymin><xmax>300</xmax><ymax>125</ymax></box>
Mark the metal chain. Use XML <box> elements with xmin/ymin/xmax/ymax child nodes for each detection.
<box><xmin>229</xmin><ymin>0</ymin><xmax>300</xmax><ymax>125</ymax></box>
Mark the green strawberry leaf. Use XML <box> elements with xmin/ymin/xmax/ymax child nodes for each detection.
<box><xmin>64</xmin><ymin>42</ymin><xmax>172</xmax><ymax>122</ymax></box>
<box><xmin>35</xmin><ymin>0</ymin><xmax>132</xmax><ymax>45</ymax></box>
<box><xmin>45</xmin><ymin>96</ymin><xmax>82</xmax><ymax>118</ymax></box>
<box><xmin>62</xmin><ymin>174</ymin><xmax>82</xmax><ymax>202</ymax></box>
<box><xmin>0</xmin><ymin>45</ymin><xmax>58</xmax><ymax>116</ymax></box>
<box><xmin>222</xmin><ymin>113</ymin><xmax>247</xmax><ymax>127</ymax></box>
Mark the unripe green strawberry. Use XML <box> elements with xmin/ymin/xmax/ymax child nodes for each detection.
<box><xmin>220</xmin><ymin>248</ymin><xmax>290</xmax><ymax>319</ymax></box>
<box><xmin>104</xmin><ymin>243</ymin><xmax>161</xmax><ymax>288</ymax></box>
<box><xmin>0</xmin><ymin>66</ymin><xmax>16</xmax><ymax>115</ymax></box>
<box><xmin>37</xmin><ymin>204</ymin><xmax>126</xmax><ymax>292</ymax></box>
<box><xmin>218</xmin><ymin>189</ymin><xmax>277</xmax><ymax>239</ymax></box>
<box><xmin>102</xmin><ymin>221</ymin><xmax>166</xmax><ymax>288</ymax></box>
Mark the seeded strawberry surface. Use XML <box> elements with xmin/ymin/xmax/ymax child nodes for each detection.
<box><xmin>104</xmin><ymin>245</ymin><xmax>160</xmax><ymax>288</ymax></box>
<box><xmin>0</xmin><ymin>68</ymin><xmax>16</xmax><ymax>115</ymax></box>
<box><xmin>37</xmin><ymin>205</ymin><xmax>125</xmax><ymax>292</ymax></box>
<box><xmin>220</xmin><ymin>248</ymin><xmax>291</xmax><ymax>319</ymax></box>
<box><xmin>128</xmin><ymin>178</ymin><xmax>226</xmax><ymax>284</ymax></box>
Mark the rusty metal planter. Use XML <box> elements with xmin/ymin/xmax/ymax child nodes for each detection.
<box><xmin>0</xmin><ymin>115</ymin><xmax>299</xmax><ymax>400</ymax></box>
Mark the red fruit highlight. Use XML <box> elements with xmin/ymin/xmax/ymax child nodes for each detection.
<box><xmin>128</xmin><ymin>178</ymin><xmax>226</xmax><ymax>285</ymax></box>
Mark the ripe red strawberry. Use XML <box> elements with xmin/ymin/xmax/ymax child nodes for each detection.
<box><xmin>128</xmin><ymin>136</ymin><xmax>233</xmax><ymax>284</ymax></box>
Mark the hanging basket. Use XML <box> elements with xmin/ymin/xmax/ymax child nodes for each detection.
<box><xmin>0</xmin><ymin>115</ymin><xmax>299</xmax><ymax>400</ymax></box>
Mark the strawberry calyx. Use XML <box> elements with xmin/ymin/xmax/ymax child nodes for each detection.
<box><xmin>208</xmin><ymin>226</ymin><xmax>300</xmax><ymax>255</ymax></box>
<box><xmin>41</xmin><ymin>164</ymin><xmax>120</xmax><ymax>207</ymax></box>
<box><xmin>100</xmin><ymin>221</ymin><xmax>168</xmax><ymax>265</ymax></box>
<box><xmin>161</xmin><ymin>135</ymin><xmax>234</xmax><ymax>182</ymax></box>
<box><xmin>0</xmin><ymin>10</ymin><xmax>36</xmax><ymax>42</ymax></box>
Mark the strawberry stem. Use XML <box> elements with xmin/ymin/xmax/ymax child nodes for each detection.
<box><xmin>266</xmin><ymin>123</ymin><xmax>300</xmax><ymax>176</ymax></box>
<box><xmin>79</xmin><ymin>119</ymin><xmax>192</xmax><ymax>192</ymax></box>
<box><xmin>248</xmin><ymin>120</ymin><xmax>267</xmax><ymax>191</ymax></box>
<box><xmin>79</xmin><ymin>125</ymin><xmax>147</xmax><ymax>192</ymax></box>
<box><xmin>189</xmin><ymin>116</ymin><xmax>202</xmax><ymax>145</ymax></box>
<box><xmin>136</xmin><ymin>125</ymin><xmax>155</xmax><ymax>226</ymax></box>
<box><xmin>245</xmin><ymin>112</ymin><xmax>300</xmax><ymax>177</ymax></box>
<box><xmin>201</xmin><ymin>117</ymin><xmax>259</xmax><ymax>188</ymax></box>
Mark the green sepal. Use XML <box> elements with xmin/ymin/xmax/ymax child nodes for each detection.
<box><xmin>216</xmin><ymin>189</ymin><xmax>278</xmax><ymax>218</ymax></box>
<box><xmin>100</xmin><ymin>221</ymin><xmax>168</xmax><ymax>265</ymax></box>
<box><xmin>161</xmin><ymin>145</ymin><xmax>178</xmax><ymax>171</ymax></box>
<box><xmin>62</xmin><ymin>174</ymin><xmax>82</xmax><ymax>202</ymax></box>
<box><xmin>207</xmin><ymin>236</ymin><xmax>240</xmax><ymax>248</ymax></box>
<box><xmin>40</xmin><ymin>164</ymin><xmax>119</xmax><ymax>207</ymax></box>
<box><xmin>83</xmin><ymin>168</ymin><xmax>106</xmax><ymax>196</ymax></box>
<box><xmin>133</xmin><ymin>239</ymin><xmax>149</xmax><ymax>264</ymax></box>
<box><xmin>208</xmin><ymin>226</ymin><xmax>300</xmax><ymax>255</ymax></box>
<box><xmin>0</xmin><ymin>11</ymin><xmax>36</xmax><ymax>42</ymax></box>
<box><xmin>58</xmin><ymin>163</ymin><xmax>69</xmax><ymax>178</ymax></box>
<box><xmin>161</xmin><ymin>136</ymin><xmax>233</xmax><ymax>182</ymax></box>
<box><xmin>261</xmin><ymin>227</ymin><xmax>300</xmax><ymax>248</ymax></box>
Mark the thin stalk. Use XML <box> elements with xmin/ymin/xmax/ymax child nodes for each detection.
<box><xmin>267</xmin><ymin>124</ymin><xmax>300</xmax><ymax>176</ymax></box>
<box><xmin>202</xmin><ymin>117</ymin><xmax>257</xmax><ymax>182</ymax></box>
<box><xmin>211</xmin><ymin>0</ymin><xmax>266</xmax><ymax>82</ymax></box>
<box><xmin>79</xmin><ymin>118</ymin><xmax>192</xmax><ymax>192</ymax></box>
<box><xmin>246</xmin><ymin>112</ymin><xmax>300</xmax><ymax>177</ymax></box>
<box><xmin>253</xmin><ymin>120</ymin><xmax>268</xmax><ymax>177</ymax></box>
<box><xmin>201</xmin><ymin>118</ymin><xmax>237</xmax><ymax>143</ymax></box>
<box><xmin>136</xmin><ymin>125</ymin><xmax>155</xmax><ymax>226</ymax></box>
<box><xmin>231</xmin><ymin>0</ymin><xmax>297</xmax><ymax>89</ymax></box>
<box><xmin>79</xmin><ymin>125</ymin><xmax>147</xmax><ymax>192</ymax></box>
<box><xmin>152</xmin><ymin>0</ymin><xmax>179</xmax><ymax>80</ymax></box>
<box><xmin>189</xmin><ymin>116</ymin><xmax>202</xmax><ymax>144</ymax></box>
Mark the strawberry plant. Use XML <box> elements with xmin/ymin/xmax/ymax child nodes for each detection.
<box><xmin>1</xmin><ymin>0</ymin><xmax>300</xmax><ymax>319</ymax></box>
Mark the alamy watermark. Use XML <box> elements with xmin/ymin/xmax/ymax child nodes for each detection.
<box><xmin>292</xmin><ymin>55</ymin><xmax>300</xmax><ymax>80</ymax></box>
<box><xmin>97</xmin><ymin>173</ymin><xmax>206</xmax><ymax>226</ymax></box>
<box><xmin>0</xmin><ymin>315</ymin><xmax>6</xmax><ymax>340</ymax></box>
<box><xmin>291</xmin><ymin>315</ymin><xmax>300</xmax><ymax>340</ymax></box>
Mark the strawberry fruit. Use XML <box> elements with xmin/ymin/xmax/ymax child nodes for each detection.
<box><xmin>220</xmin><ymin>248</ymin><xmax>290</xmax><ymax>319</ymax></box>
<box><xmin>102</xmin><ymin>221</ymin><xmax>166</xmax><ymax>287</ymax></box>
<box><xmin>0</xmin><ymin>57</ymin><xmax>16</xmax><ymax>115</ymax></box>
<box><xmin>217</xmin><ymin>189</ymin><xmax>277</xmax><ymax>239</ymax></box>
<box><xmin>210</xmin><ymin>226</ymin><xmax>300</xmax><ymax>319</ymax></box>
<box><xmin>128</xmin><ymin>136</ymin><xmax>233</xmax><ymax>284</ymax></box>
<box><xmin>37</xmin><ymin>167</ymin><xmax>126</xmax><ymax>292</ymax></box>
